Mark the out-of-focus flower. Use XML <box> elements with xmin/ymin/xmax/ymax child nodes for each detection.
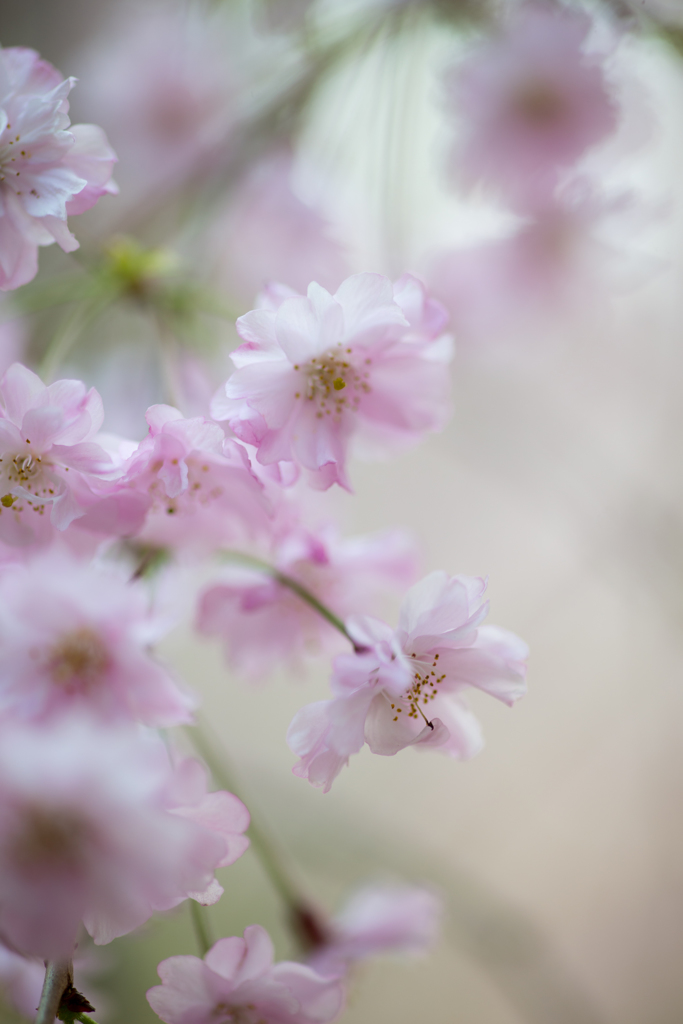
<box><xmin>211</xmin><ymin>273</ymin><xmax>452</xmax><ymax>490</ymax></box>
<box><xmin>197</xmin><ymin>524</ymin><xmax>418</xmax><ymax>680</ymax></box>
<box><xmin>0</xmin><ymin>548</ymin><xmax>192</xmax><ymax>726</ymax></box>
<box><xmin>77</xmin><ymin>4</ymin><xmax>236</xmax><ymax>200</ymax></box>
<box><xmin>445</xmin><ymin>3</ymin><xmax>618</xmax><ymax>208</ymax></box>
<box><xmin>0</xmin><ymin>718</ymin><xmax>249</xmax><ymax>959</ymax></box>
<box><xmin>211</xmin><ymin>150</ymin><xmax>349</xmax><ymax>304</ymax></box>
<box><xmin>0</xmin><ymin>46</ymin><xmax>117</xmax><ymax>290</ymax></box>
<box><xmin>147</xmin><ymin>925</ymin><xmax>345</xmax><ymax>1024</ymax></box>
<box><xmin>288</xmin><ymin>571</ymin><xmax>528</xmax><ymax>791</ymax></box>
<box><xmin>102</xmin><ymin>404</ymin><xmax>271</xmax><ymax>553</ymax></box>
<box><xmin>308</xmin><ymin>883</ymin><xmax>441</xmax><ymax>978</ymax></box>
<box><xmin>0</xmin><ymin>363</ymin><xmax>116</xmax><ymax>545</ymax></box>
<box><xmin>429</xmin><ymin>185</ymin><xmax>643</xmax><ymax>343</ymax></box>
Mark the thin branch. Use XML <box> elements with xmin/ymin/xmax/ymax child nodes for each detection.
<box><xmin>35</xmin><ymin>961</ymin><xmax>72</xmax><ymax>1024</ymax></box>
<box><xmin>219</xmin><ymin>550</ymin><xmax>358</xmax><ymax>648</ymax></box>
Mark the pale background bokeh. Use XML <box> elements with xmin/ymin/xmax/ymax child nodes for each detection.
<box><xmin>2</xmin><ymin>2</ymin><xmax>683</xmax><ymax>1022</ymax></box>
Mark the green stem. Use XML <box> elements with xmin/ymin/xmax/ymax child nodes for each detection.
<box><xmin>187</xmin><ymin>722</ymin><xmax>300</xmax><ymax>908</ymax></box>
<box><xmin>189</xmin><ymin>898</ymin><xmax>213</xmax><ymax>956</ymax></box>
<box><xmin>38</xmin><ymin>293</ymin><xmax>114</xmax><ymax>383</ymax></box>
<box><xmin>219</xmin><ymin>550</ymin><xmax>357</xmax><ymax>649</ymax></box>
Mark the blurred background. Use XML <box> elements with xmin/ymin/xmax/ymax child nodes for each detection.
<box><xmin>2</xmin><ymin>1</ymin><xmax>683</xmax><ymax>1021</ymax></box>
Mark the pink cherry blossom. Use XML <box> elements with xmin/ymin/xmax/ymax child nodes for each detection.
<box><xmin>98</xmin><ymin>404</ymin><xmax>271</xmax><ymax>552</ymax></box>
<box><xmin>288</xmin><ymin>571</ymin><xmax>528</xmax><ymax>791</ymax></box>
<box><xmin>197</xmin><ymin>524</ymin><xmax>418</xmax><ymax>680</ymax></box>
<box><xmin>0</xmin><ymin>363</ymin><xmax>119</xmax><ymax>545</ymax></box>
<box><xmin>0</xmin><ymin>548</ymin><xmax>193</xmax><ymax>726</ymax></box>
<box><xmin>211</xmin><ymin>273</ymin><xmax>452</xmax><ymax>490</ymax></box>
<box><xmin>147</xmin><ymin>924</ymin><xmax>344</xmax><ymax>1024</ymax></box>
<box><xmin>308</xmin><ymin>883</ymin><xmax>441</xmax><ymax>978</ymax></box>
<box><xmin>0</xmin><ymin>46</ymin><xmax>117</xmax><ymax>290</ymax></box>
<box><xmin>0</xmin><ymin>717</ymin><xmax>249</xmax><ymax>959</ymax></box>
<box><xmin>446</xmin><ymin>3</ymin><xmax>618</xmax><ymax>208</ymax></box>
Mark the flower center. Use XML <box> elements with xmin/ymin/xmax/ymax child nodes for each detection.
<box><xmin>8</xmin><ymin>805</ymin><xmax>91</xmax><ymax>875</ymax></box>
<box><xmin>293</xmin><ymin>346</ymin><xmax>371</xmax><ymax>421</ymax></box>
<box><xmin>389</xmin><ymin>652</ymin><xmax>446</xmax><ymax>724</ymax></box>
<box><xmin>0</xmin><ymin>122</ymin><xmax>30</xmax><ymax>188</ymax></box>
<box><xmin>211</xmin><ymin>1002</ymin><xmax>265</xmax><ymax>1024</ymax></box>
<box><xmin>45</xmin><ymin>627</ymin><xmax>111</xmax><ymax>691</ymax></box>
<box><xmin>511</xmin><ymin>78</ymin><xmax>566</xmax><ymax>125</ymax></box>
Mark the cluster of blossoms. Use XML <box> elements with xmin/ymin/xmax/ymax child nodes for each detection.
<box><xmin>0</xmin><ymin>12</ymin><xmax>546</xmax><ymax>1022</ymax></box>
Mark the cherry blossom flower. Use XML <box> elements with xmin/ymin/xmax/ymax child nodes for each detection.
<box><xmin>99</xmin><ymin>404</ymin><xmax>271</xmax><ymax>553</ymax></box>
<box><xmin>308</xmin><ymin>883</ymin><xmax>441</xmax><ymax>978</ymax></box>
<box><xmin>288</xmin><ymin>571</ymin><xmax>528</xmax><ymax>791</ymax></box>
<box><xmin>0</xmin><ymin>46</ymin><xmax>117</xmax><ymax>290</ymax></box>
<box><xmin>446</xmin><ymin>3</ymin><xmax>618</xmax><ymax>208</ymax></box>
<box><xmin>211</xmin><ymin>273</ymin><xmax>452</xmax><ymax>490</ymax></box>
<box><xmin>197</xmin><ymin>524</ymin><xmax>417</xmax><ymax>679</ymax></box>
<box><xmin>0</xmin><ymin>363</ymin><xmax>118</xmax><ymax>545</ymax></box>
<box><xmin>147</xmin><ymin>925</ymin><xmax>345</xmax><ymax>1024</ymax></box>
<box><xmin>0</xmin><ymin>548</ymin><xmax>193</xmax><ymax>726</ymax></box>
<box><xmin>0</xmin><ymin>718</ymin><xmax>249</xmax><ymax>959</ymax></box>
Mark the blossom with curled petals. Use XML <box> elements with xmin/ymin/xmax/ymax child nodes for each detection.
<box><xmin>0</xmin><ymin>363</ymin><xmax>116</xmax><ymax>545</ymax></box>
<box><xmin>211</xmin><ymin>273</ymin><xmax>452</xmax><ymax>491</ymax></box>
<box><xmin>147</xmin><ymin>925</ymin><xmax>344</xmax><ymax>1024</ymax></box>
<box><xmin>288</xmin><ymin>571</ymin><xmax>528</xmax><ymax>791</ymax></box>
<box><xmin>0</xmin><ymin>46</ymin><xmax>117</xmax><ymax>290</ymax></box>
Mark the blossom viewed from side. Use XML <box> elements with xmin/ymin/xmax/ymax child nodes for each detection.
<box><xmin>308</xmin><ymin>883</ymin><xmax>441</xmax><ymax>978</ymax></box>
<box><xmin>0</xmin><ymin>549</ymin><xmax>193</xmax><ymax>726</ymax></box>
<box><xmin>147</xmin><ymin>925</ymin><xmax>345</xmax><ymax>1024</ymax></box>
<box><xmin>288</xmin><ymin>571</ymin><xmax>528</xmax><ymax>791</ymax></box>
<box><xmin>0</xmin><ymin>719</ymin><xmax>249</xmax><ymax>958</ymax></box>
<box><xmin>446</xmin><ymin>3</ymin><xmax>618</xmax><ymax>208</ymax></box>
<box><xmin>211</xmin><ymin>273</ymin><xmax>452</xmax><ymax>490</ymax></box>
<box><xmin>0</xmin><ymin>363</ymin><xmax>116</xmax><ymax>545</ymax></box>
<box><xmin>107</xmin><ymin>404</ymin><xmax>271</xmax><ymax>552</ymax></box>
<box><xmin>0</xmin><ymin>46</ymin><xmax>117</xmax><ymax>290</ymax></box>
<box><xmin>197</xmin><ymin>524</ymin><xmax>418</xmax><ymax>679</ymax></box>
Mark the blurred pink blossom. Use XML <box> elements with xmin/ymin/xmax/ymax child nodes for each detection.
<box><xmin>147</xmin><ymin>925</ymin><xmax>345</xmax><ymax>1024</ymax></box>
<box><xmin>197</xmin><ymin>524</ymin><xmax>418</xmax><ymax>679</ymax></box>
<box><xmin>0</xmin><ymin>548</ymin><xmax>193</xmax><ymax>726</ymax></box>
<box><xmin>308</xmin><ymin>883</ymin><xmax>441</xmax><ymax>978</ymax></box>
<box><xmin>0</xmin><ymin>46</ymin><xmax>117</xmax><ymax>290</ymax></box>
<box><xmin>212</xmin><ymin>273</ymin><xmax>452</xmax><ymax>490</ymax></box>
<box><xmin>446</xmin><ymin>3</ymin><xmax>617</xmax><ymax>208</ymax></box>
<box><xmin>0</xmin><ymin>719</ymin><xmax>249</xmax><ymax>959</ymax></box>
<box><xmin>429</xmin><ymin>185</ymin><xmax>640</xmax><ymax>342</ymax></box>
<box><xmin>288</xmin><ymin>571</ymin><xmax>528</xmax><ymax>791</ymax></box>
<box><xmin>77</xmin><ymin>5</ymin><xmax>236</xmax><ymax>199</ymax></box>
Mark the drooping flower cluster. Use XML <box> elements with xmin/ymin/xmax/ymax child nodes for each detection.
<box><xmin>0</xmin><ymin>46</ymin><xmax>116</xmax><ymax>290</ymax></box>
